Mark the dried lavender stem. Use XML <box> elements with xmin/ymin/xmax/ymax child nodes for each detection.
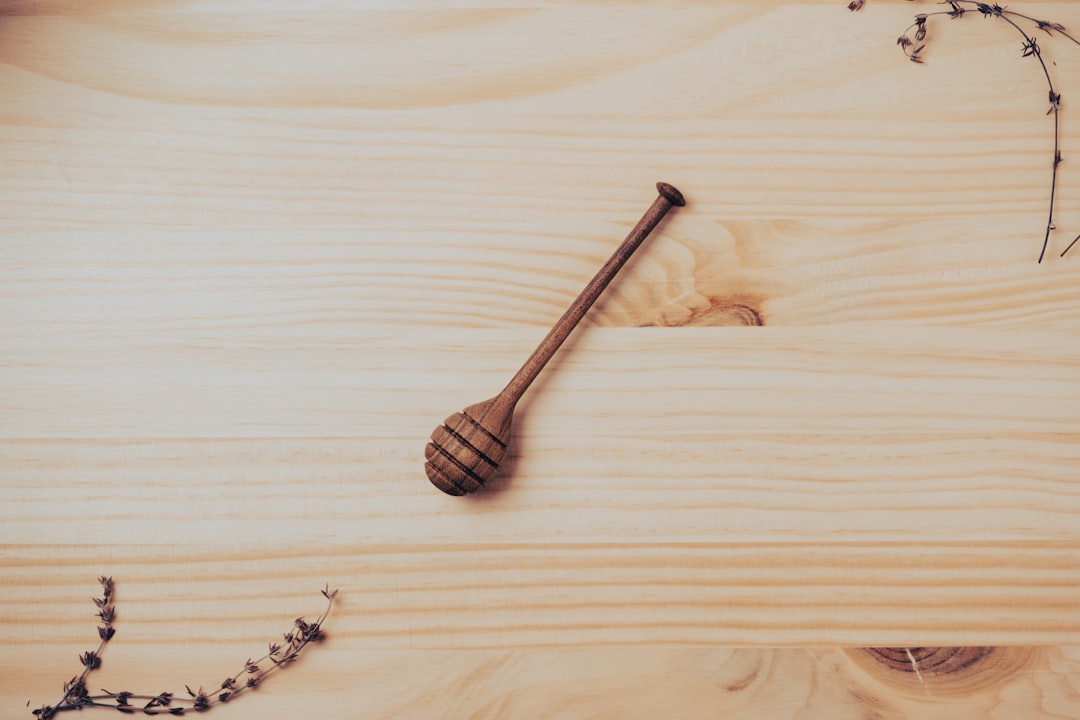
<box><xmin>887</xmin><ymin>1</ymin><xmax>1079</xmax><ymax>261</ymax></box>
<box><xmin>33</xmin><ymin>581</ymin><xmax>337</xmax><ymax>718</ymax></box>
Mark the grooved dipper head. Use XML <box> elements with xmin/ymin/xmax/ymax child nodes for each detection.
<box><xmin>425</xmin><ymin>398</ymin><xmax>513</xmax><ymax>495</ymax></box>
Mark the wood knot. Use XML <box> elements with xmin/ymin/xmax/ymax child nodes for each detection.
<box><xmin>865</xmin><ymin>647</ymin><xmax>991</xmax><ymax>675</ymax></box>
<box><xmin>647</xmin><ymin>296</ymin><xmax>764</xmax><ymax>327</ymax></box>
<box><xmin>849</xmin><ymin>647</ymin><xmax>1035</xmax><ymax>698</ymax></box>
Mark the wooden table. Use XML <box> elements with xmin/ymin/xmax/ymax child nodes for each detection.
<box><xmin>3</xmin><ymin>1</ymin><xmax>1079</xmax><ymax>717</ymax></box>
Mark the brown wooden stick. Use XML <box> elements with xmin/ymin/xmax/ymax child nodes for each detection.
<box><xmin>424</xmin><ymin>182</ymin><xmax>685</xmax><ymax>496</ymax></box>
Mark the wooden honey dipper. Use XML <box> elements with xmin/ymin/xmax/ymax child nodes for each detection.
<box><xmin>425</xmin><ymin>182</ymin><xmax>686</xmax><ymax>495</ymax></box>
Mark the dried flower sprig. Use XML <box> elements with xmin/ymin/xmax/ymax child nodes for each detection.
<box><xmin>32</xmin><ymin>580</ymin><xmax>337</xmax><ymax>718</ymax></box>
<box><xmin>30</xmin><ymin>577</ymin><xmax>118</xmax><ymax>719</ymax></box>
<box><xmin>855</xmin><ymin>1</ymin><xmax>1080</xmax><ymax>262</ymax></box>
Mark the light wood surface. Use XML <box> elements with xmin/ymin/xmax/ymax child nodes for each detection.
<box><xmin>3</xmin><ymin>1</ymin><xmax>1079</xmax><ymax>717</ymax></box>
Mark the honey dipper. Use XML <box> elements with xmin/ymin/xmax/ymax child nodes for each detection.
<box><xmin>424</xmin><ymin>182</ymin><xmax>685</xmax><ymax>495</ymax></box>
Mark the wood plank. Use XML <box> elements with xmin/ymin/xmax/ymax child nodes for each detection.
<box><xmin>2</xmin><ymin>542</ymin><xmax>1078</xmax><ymax>648</ymax></box>
<box><xmin>2</xmin><ymin>5</ymin><xmax>1080</xmax><ymax>331</ymax></box>
<box><xmin>7</xmin><ymin>643</ymin><xmax>1080</xmax><ymax>720</ymax></box>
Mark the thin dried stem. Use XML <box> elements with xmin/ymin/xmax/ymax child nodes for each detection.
<box><xmin>870</xmin><ymin>1</ymin><xmax>1079</xmax><ymax>261</ymax></box>
<box><xmin>33</xmin><ymin>580</ymin><xmax>337</xmax><ymax>718</ymax></box>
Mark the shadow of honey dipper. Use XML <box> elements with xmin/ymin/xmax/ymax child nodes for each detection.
<box><xmin>424</xmin><ymin>182</ymin><xmax>686</xmax><ymax>495</ymax></box>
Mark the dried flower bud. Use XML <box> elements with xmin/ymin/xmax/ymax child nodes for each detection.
<box><xmin>79</xmin><ymin>651</ymin><xmax>100</xmax><ymax>670</ymax></box>
<box><xmin>65</xmin><ymin>680</ymin><xmax>89</xmax><ymax>705</ymax></box>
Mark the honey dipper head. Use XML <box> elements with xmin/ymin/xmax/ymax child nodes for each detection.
<box><xmin>425</xmin><ymin>404</ymin><xmax>512</xmax><ymax>495</ymax></box>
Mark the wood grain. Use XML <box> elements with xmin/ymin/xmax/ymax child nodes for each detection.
<box><xmin>3</xmin><ymin>1</ymin><xmax>1080</xmax><ymax>718</ymax></box>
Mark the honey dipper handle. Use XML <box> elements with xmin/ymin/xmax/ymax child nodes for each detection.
<box><xmin>501</xmin><ymin>182</ymin><xmax>685</xmax><ymax>404</ymax></box>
